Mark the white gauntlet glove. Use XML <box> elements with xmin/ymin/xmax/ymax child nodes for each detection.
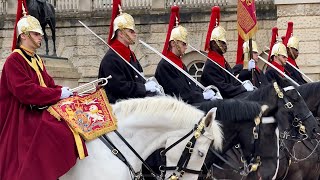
<box><xmin>203</xmin><ymin>89</ymin><xmax>216</xmax><ymax>100</ymax></box>
<box><xmin>242</xmin><ymin>80</ymin><xmax>254</xmax><ymax>91</ymax></box>
<box><xmin>248</xmin><ymin>59</ymin><xmax>256</xmax><ymax>71</ymax></box>
<box><xmin>144</xmin><ymin>81</ymin><xmax>159</xmax><ymax>93</ymax></box>
<box><xmin>60</xmin><ymin>87</ymin><xmax>73</xmax><ymax>99</ymax></box>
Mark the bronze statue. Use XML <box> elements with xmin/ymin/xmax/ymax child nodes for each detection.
<box><xmin>26</xmin><ymin>0</ymin><xmax>57</xmax><ymax>56</ymax></box>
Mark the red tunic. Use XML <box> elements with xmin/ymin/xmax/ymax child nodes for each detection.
<box><xmin>0</xmin><ymin>51</ymin><xmax>84</xmax><ymax>180</ymax></box>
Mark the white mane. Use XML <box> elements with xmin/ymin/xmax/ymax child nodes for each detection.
<box><xmin>112</xmin><ymin>96</ymin><xmax>204</xmax><ymax>129</ymax></box>
<box><xmin>113</xmin><ymin>96</ymin><xmax>223</xmax><ymax>150</ymax></box>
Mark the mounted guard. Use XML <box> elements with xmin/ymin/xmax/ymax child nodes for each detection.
<box><xmin>283</xmin><ymin>22</ymin><xmax>310</xmax><ymax>84</ymax></box>
<box><xmin>98</xmin><ymin>0</ymin><xmax>161</xmax><ymax>104</ymax></box>
<box><xmin>154</xmin><ymin>5</ymin><xmax>219</xmax><ymax>105</ymax></box>
<box><xmin>200</xmin><ymin>6</ymin><xmax>254</xmax><ymax>99</ymax></box>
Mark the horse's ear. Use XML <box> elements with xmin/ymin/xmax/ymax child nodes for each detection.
<box><xmin>205</xmin><ymin>107</ymin><xmax>217</xmax><ymax>127</ymax></box>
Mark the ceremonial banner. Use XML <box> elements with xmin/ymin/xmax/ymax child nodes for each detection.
<box><xmin>237</xmin><ymin>0</ymin><xmax>258</xmax><ymax>41</ymax></box>
<box><xmin>48</xmin><ymin>89</ymin><xmax>117</xmax><ymax>140</ymax></box>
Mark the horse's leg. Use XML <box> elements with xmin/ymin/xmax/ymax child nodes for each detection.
<box><xmin>49</xmin><ymin>18</ymin><xmax>57</xmax><ymax>56</ymax></box>
<box><xmin>42</xmin><ymin>24</ymin><xmax>49</xmax><ymax>55</ymax></box>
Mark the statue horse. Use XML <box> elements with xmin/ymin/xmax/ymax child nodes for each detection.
<box><xmin>26</xmin><ymin>0</ymin><xmax>57</xmax><ymax>56</ymax></box>
<box><xmin>206</xmin><ymin>77</ymin><xmax>320</xmax><ymax>179</ymax></box>
<box><xmin>59</xmin><ymin>96</ymin><xmax>275</xmax><ymax>180</ymax></box>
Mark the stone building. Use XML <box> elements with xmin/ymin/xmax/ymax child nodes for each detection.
<box><xmin>0</xmin><ymin>0</ymin><xmax>319</xmax><ymax>87</ymax></box>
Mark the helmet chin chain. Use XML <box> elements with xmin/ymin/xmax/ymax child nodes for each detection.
<box><xmin>173</xmin><ymin>40</ymin><xmax>183</xmax><ymax>57</ymax></box>
<box><xmin>289</xmin><ymin>48</ymin><xmax>296</xmax><ymax>60</ymax></box>
<box><xmin>27</xmin><ymin>33</ymin><xmax>41</xmax><ymax>49</ymax></box>
<box><xmin>121</xmin><ymin>29</ymin><xmax>135</xmax><ymax>45</ymax></box>
<box><xmin>215</xmin><ymin>40</ymin><xmax>226</xmax><ymax>54</ymax></box>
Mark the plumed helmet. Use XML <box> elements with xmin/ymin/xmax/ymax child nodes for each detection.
<box><xmin>210</xmin><ymin>26</ymin><xmax>226</xmax><ymax>43</ymax></box>
<box><xmin>271</xmin><ymin>42</ymin><xmax>288</xmax><ymax>58</ymax></box>
<box><xmin>111</xmin><ymin>12</ymin><xmax>135</xmax><ymax>39</ymax></box>
<box><xmin>287</xmin><ymin>36</ymin><xmax>299</xmax><ymax>51</ymax></box>
<box><xmin>169</xmin><ymin>25</ymin><xmax>188</xmax><ymax>44</ymax></box>
<box><xmin>17</xmin><ymin>15</ymin><xmax>43</xmax><ymax>36</ymax></box>
<box><xmin>243</xmin><ymin>40</ymin><xmax>258</xmax><ymax>54</ymax></box>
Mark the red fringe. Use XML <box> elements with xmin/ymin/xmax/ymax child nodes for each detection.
<box><xmin>12</xmin><ymin>0</ymin><xmax>28</xmax><ymax>51</ymax></box>
<box><xmin>283</xmin><ymin>22</ymin><xmax>293</xmax><ymax>46</ymax></box>
<box><xmin>204</xmin><ymin>6</ymin><xmax>220</xmax><ymax>51</ymax></box>
<box><xmin>162</xmin><ymin>6</ymin><xmax>180</xmax><ymax>55</ymax></box>
<box><xmin>236</xmin><ymin>34</ymin><xmax>244</xmax><ymax>64</ymax></box>
<box><xmin>108</xmin><ymin>0</ymin><xmax>122</xmax><ymax>44</ymax></box>
<box><xmin>268</xmin><ymin>27</ymin><xmax>278</xmax><ymax>62</ymax></box>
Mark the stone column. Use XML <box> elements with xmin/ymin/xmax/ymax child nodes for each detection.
<box><xmin>275</xmin><ymin>0</ymin><xmax>320</xmax><ymax>80</ymax></box>
<box><xmin>6</xmin><ymin>0</ymin><xmax>17</xmax><ymax>14</ymax></box>
<box><xmin>78</xmin><ymin>0</ymin><xmax>92</xmax><ymax>12</ymax></box>
<box><xmin>151</xmin><ymin>0</ymin><xmax>165</xmax><ymax>11</ymax></box>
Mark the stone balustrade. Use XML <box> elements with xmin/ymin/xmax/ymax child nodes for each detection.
<box><xmin>0</xmin><ymin>0</ymin><xmax>274</xmax><ymax>14</ymax></box>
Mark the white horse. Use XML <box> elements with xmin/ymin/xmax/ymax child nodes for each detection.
<box><xmin>60</xmin><ymin>96</ymin><xmax>223</xmax><ymax>180</ymax></box>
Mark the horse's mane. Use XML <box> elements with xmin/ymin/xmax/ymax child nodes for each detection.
<box><xmin>112</xmin><ymin>96</ymin><xmax>205</xmax><ymax>128</ymax></box>
<box><xmin>197</xmin><ymin>99</ymin><xmax>262</xmax><ymax>122</ymax></box>
<box><xmin>112</xmin><ymin>96</ymin><xmax>223</xmax><ymax>150</ymax></box>
<box><xmin>297</xmin><ymin>82</ymin><xmax>320</xmax><ymax>99</ymax></box>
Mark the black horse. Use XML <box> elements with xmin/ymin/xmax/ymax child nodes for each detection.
<box><xmin>197</xmin><ymin>99</ymin><xmax>279</xmax><ymax>180</ymax></box>
<box><xmin>26</xmin><ymin>0</ymin><xmax>57</xmax><ymax>56</ymax></box>
<box><xmin>143</xmin><ymin>99</ymin><xmax>277</xmax><ymax>179</ymax></box>
<box><xmin>275</xmin><ymin>82</ymin><xmax>320</xmax><ymax>180</ymax></box>
<box><xmin>205</xmin><ymin>77</ymin><xmax>320</xmax><ymax>180</ymax></box>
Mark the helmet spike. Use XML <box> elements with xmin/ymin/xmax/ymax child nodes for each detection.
<box><xmin>175</xmin><ymin>16</ymin><xmax>179</xmax><ymax>27</ymax></box>
<box><xmin>22</xmin><ymin>2</ymin><xmax>27</xmax><ymax>17</ymax></box>
<box><xmin>118</xmin><ymin>4</ymin><xmax>123</xmax><ymax>15</ymax></box>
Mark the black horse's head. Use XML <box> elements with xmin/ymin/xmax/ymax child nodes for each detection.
<box><xmin>197</xmin><ymin>99</ymin><xmax>277</xmax><ymax>179</ymax></box>
<box><xmin>244</xmin><ymin>77</ymin><xmax>319</xmax><ymax>140</ymax></box>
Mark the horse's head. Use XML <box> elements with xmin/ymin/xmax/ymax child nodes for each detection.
<box><xmin>163</xmin><ymin>108</ymin><xmax>223</xmax><ymax>180</ymax></box>
<box><xmin>198</xmin><ymin>100</ymin><xmax>278</xmax><ymax>179</ymax></box>
<box><xmin>273</xmin><ymin>77</ymin><xmax>320</xmax><ymax>140</ymax></box>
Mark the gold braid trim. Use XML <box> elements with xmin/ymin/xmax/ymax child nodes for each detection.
<box><xmin>13</xmin><ymin>49</ymin><xmax>46</xmax><ymax>87</ymax></box>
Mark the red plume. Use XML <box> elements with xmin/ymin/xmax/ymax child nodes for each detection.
<box><xmin>281</xmin><ymin>36</ymin><xmax>285</xmax><ymax>43</ymax></box>
<box><xmin>162</xmin><ymin>6</ymin><xmax>180</xmax><ymax>55</ymax></box>
<box><xmin>268</xmin><ymin>27</ymin><xmax>278</xmax><ymax>62</ymax></box>
<box><xmin>204</xmin><ymin>6</ymin><xmax>220</xmax><ymax>51</ymax></box>
<box><xmin>12</xmin><ymin>0</ymin><xmax>28</xmax><ymax>51</ymax></box>
<box><xmin>283</xmin><ymin>22</ymin><xmax>293</xmax><ymax>46</ymax></box>
<box><xmin>108</xmin><ymin>0</ymin><xmax>122</xmax><ymax>44</ymax></box>
<box><xmin>236</xmin><ymin>34</ymin><xmax>245</xmax><ymax>64</ymax></box>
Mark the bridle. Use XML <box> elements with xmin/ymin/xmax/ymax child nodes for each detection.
<box><xmin>100</xmin><ymin>117</ymin><xmax>211</xmax><ymax>180</ymax></box>
<box><xmin>273</xmin><ymin>82</ymin><xmax>320</xmax><ymax>179</ymax></box>
<box><xmin>159</xmin><ymin>118</ymin><xmax>211</xmax><ymax>180</ymax></box>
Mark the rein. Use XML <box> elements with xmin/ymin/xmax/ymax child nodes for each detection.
<box><xmin>100</xmin><ymin>118</ymin><xmax>209</xmax><ymax>180</ymax></box>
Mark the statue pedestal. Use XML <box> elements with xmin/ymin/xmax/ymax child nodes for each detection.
<box><xmin>40</xmin><ymin>55</ymin><xmax>81</xmax><ymax>88</ymax></box>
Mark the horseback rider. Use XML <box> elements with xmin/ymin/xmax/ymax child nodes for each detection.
<box><xmin>0</xmin><ymin>2</ymin><xmax>87</xmax><ymax>180</ymax></box>
<box><xmin>233</xmin><ymin>40</ymin><xmax>269</xmax><ymax>88</ymax></box>
<box><xmin>98</xmin><ymin>3</ymin><xmax>160</xmax><ymax>103</ymax></box>
<box><xmin>201</xmin><ymin>7</ymin><xmax>254</xmax><ymax>99</ymax></box>
<box><xmin>285</xmin><ymin>36</ymin><xmax>307</xmax><ymax>85</ymax></box>
<box><xmin>155</xmin><ymin>6</ymin><xmax>217</xmax><ymax>105</ymax></box>
<box><xmin>265</xmin><ymin>42</ymin><xmax>289</xmax><ymax>82</ymax></box>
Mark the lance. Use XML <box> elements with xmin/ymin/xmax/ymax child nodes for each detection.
<box><xmin>78</xmin><ymin>20</ymin><xmax>147</xmax><ymax>81</ymax></box>
<box><xmin>257</xmin><ymin>55</ymin><xmax>300</xmax><ymax>86</ymax></box>
<box><xmin>263</xmin><ymin>48</ymin><xmax>313</xmax><ymax>82</ymax></box>
<box><xmin>188</xmin><ymin>44</ymin><xmax>244</xmax><ymax>84</ymax></box>
<box><xmin>139</xmin><ymin>40</ymin><xmax>223</xmax><ymax>99</ymax></box>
